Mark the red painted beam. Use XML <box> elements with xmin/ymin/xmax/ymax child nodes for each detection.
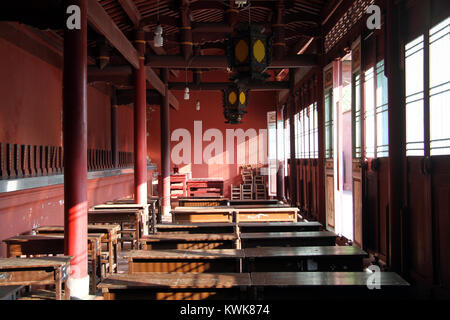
<box><xmin>63</xmin><ymin>0</ymin><xmax>88</xmax><ymax>298</ymax></box>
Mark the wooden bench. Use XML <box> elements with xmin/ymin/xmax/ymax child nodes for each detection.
<box><xmin>140</xmin><ymin>233</ymin><xmax>238</xmax><ymax>250</ymax></box>
<box><xmin>240</xmin><ymin>231</ymin><xmax>337</xmax><ymax>248</ymax></box>
<box><xmin>250</xmin><ymin>272</ymin><xmax>410</xmax><ymax>300</ymax></box>
<box><xmin>98</xmin><ymin>272</ymin><xmax>251</xmax><ymax>300</ymax></box>
<box><xmin>88</xmin><ymin>208</ymin><xmax>146</xmax><ymax>249</ymax></box>
<box><xmin>243</xmin><ymin>246</ymin><xmax>368</xmax><ymax>272</ymax></box>
<box><xmin>0</xmin><ymin>256</ymin><xmax>71</xmax><ymax>300</ymax></box>
<box><xmin>126</xmin><ymin>249</ymin><xmax>244</xmax><ymax>273</ymax></box>
<box><xmin>3</xmin><ymin>234</ymin><xmax>104</xmax><ymax>294</ymax></box>
<box><xmin>34</xmin><ymin>224</ymin><xmax>120</xmax><ymax>274</ymax></box>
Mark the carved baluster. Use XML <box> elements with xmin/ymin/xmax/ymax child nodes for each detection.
<box><xmin>0</xmin><ymin>143</ymin><xmax>6</xmax><ymax>179</ymax></box>
<box><xmin>29</xmin><ymin>145</ymin><xmax>36</xmax><ymax>177</ymax></box>
<box><xmin>34</xmin><ymin>146</ymin><xmax>41</xmax><ymax>176</ymax></box>
<box><xmin>40</xmin><ymin>145</ymin><xmax>47</xmax><ymax>176</ymax></box>
<box><xmin>47</xmin><ymin>146</ymin><xmax>53</xmax><ymax>175</ymax></box>
<box><xmin>7</xmin><ymin>144</ymin><xmax>15</xmax><ymax>178</ymax></box>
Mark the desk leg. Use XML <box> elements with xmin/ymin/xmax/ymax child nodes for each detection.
<box><xmin>55</xmin><ymin>267</ymin><xmax>62</xmax><ymax>300</ymax></box>
<box><xmin>90</xmin><ymin>244</ymin><xmax>97</xmax><ymax>294</ymax></box>
<box><xmin>113</xmin><ymin>241</ymin><xmax>118</xmax><ymax>273</ymax></box>
<box><xmin>108</xmin><ymin>239</ymin><xmax>113</xmax><ymax>274</ymax></box>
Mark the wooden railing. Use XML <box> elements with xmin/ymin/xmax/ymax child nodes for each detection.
<box><xmin>0</xmin><ymin>142</ymin><xmax>134</xmax><ymax>180</ymax></box>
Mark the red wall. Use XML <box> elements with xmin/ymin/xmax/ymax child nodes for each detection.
<box><xmin>148</xmin><ymin>70</ymin><xmax>276</xmax><ymax>197</ymax></box>
<box><xmin>0</xmin><ymin>24</ymin><xmax>138</xmax><ymax>257</ymax></box>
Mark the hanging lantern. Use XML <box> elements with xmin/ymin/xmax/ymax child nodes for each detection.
<box><xmin>222</xmin><ymin>84</ymin><xmax>250</xmax><ymax>124</ymax></box>
<box><xmin>227</xmin><ymin>23</ymin><xmax>272</xmax><ymax>83</ymax></box>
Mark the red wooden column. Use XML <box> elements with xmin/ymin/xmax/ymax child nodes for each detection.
<box><xmin>160</xmin><ymin>69</ymin><xmax>171</xmax><ymax>220</ymax></box>
<box><xmin>133</xmin><ymin>30</ymin><xmax>147</xmax><ymax>205</ymax></box>
<box><xmin>63</xmin><ymin>0</ymin><xmax>89</xmax><ymax>298</ymax></box>
<box><xmin>111</xmin><ymin>87</ymin><xmax>119</xmax><ymax>168</ymax></box>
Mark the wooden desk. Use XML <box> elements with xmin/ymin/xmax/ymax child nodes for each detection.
<box><xmin>0</xmin><ymin>285</ymin><xmax>24</xmax><ymax>300</ymax></box>
<box><xmin>140</xmin><ymin>233</ymin><xmax>238</xmax><ymax>250</ymax></box>
<box><xmin>88</xmin><ymin>208</ymin><xmax>145</xmax><ymax>249</ymax></box>
<box><xmin>126</xmin><ymin>249</ymin><xmax>244</xmax><ymax>273</ymax></box>
<box><xmin>243</xmin><ymin>246</ymin><xmax>368</xmax><ymax>272</ymax></box>
<box><xmin>34</xmin><ymin>224</ymin><xmax>120</xmax><ymax>274</ymax></box>
<box><xmin>239</xmin><ymin>221</ymin><xmax>322</xmax><ymax>233</ymax></box>
<box><xmin>154</xmin><ymin>222</ymin><xmax>236</xmax><ymax>234</ymax></box>
<box><xmin>234</xmin><ymin>207</ymin><xmax>299</xmax><ymax>222</ymax></box>
<box><xmin>104</xmin><ymin>201</ymin><xmax>158</xmax><ymax>229</ymax></box>
<box><xmin>171</xmin><ymin>207</ymin><xmax>235</xmax><ymax>223</ymax></box>
<box><xmin>240</xmin><ymin>231</ymin><xmax>337</xmax><ymax>248</ymax></box>
<box><xmin>178</xmin><ymin>197</ymin><xmax>228</xmax><ymax>207</ymax></box>
<box><xmin>98</xmin><ymin>272</ymin><xmax>251</xmax><ymax>300</ymax></box>
<box><xmin>3</xmin><ymin>234</ymin><xmax>104</xmax><ymax>294</ymax></box>
<box><xmin>229</xmin><ymin>199</ymin><xmax>281</xmax><ymax>206</ymax></box>
<box><xmin>0</xmin><ymin>256</ymin><xmax>71</xmax><ymax>300</ymax></box>
<box><xmin>250</xmin><ymin>272</ymin><xmax>410</xmax><ymax>300</ymax></box>
<box><xmin>92</xmin><ymin>203</ymin><xmax>150</xmax><ymax>237</ymax></box>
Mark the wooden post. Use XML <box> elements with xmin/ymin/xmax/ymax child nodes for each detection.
<box><xmin>111</xmin><ymin>87</ymin><xmax>119</xmax><ymax>168</ymax></box>
<box><xmin>386</xmin><ymin>0</ymin><xmax>404</xmax><ymax>274</ymax></box>
<box><xmin>160</xmin><ymin>68</ymin><xmax>171</xmax><ymax>221</ymax></box>
<box><xmin>63</xmin><ymin>0</ymin><xmax>89</xmax><ymax>299</ymax></box>
<box><xmin>276</xmin><ymin>104</ymin><xmax>286</xmax><ymax>201</ymax></box>
<box><xmin>316</xmin><ymin>67</ymin><xmax>326</xmax><ymax>225</ymax></box>
<box><xmin>288</xmin><ymin>69</ymin><xmax>298</xmax><ymax>205</ymax></box>
<box><xmin>134</xmin><ymin>30</ymin><xmax>147</xmax><ymax>205</ymax></box>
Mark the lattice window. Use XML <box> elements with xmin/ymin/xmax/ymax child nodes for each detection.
<box><xmin>324</xmin><ymin>0</ymin><xmax>375</xmax><ymax>53</ymax></box>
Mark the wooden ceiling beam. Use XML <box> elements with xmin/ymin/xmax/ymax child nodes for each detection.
<box><xmin>146</xmin><ymin>54</ymin><xmax>318</xmax><ymax>69</ymax></box>
<box><xmin>87</xmin><ymin>65</ymin><xmax>179</xmax><ymax>110</ymax></box>
<box><xmin>117</xmin><ymin>0</ymin><xmax>142</xmax><ymax>28</ymax></box>
<box><xmin>168</xmin><ymin>81</ymin><xmax>290</xmax><ymax>91</ymax></box>
<box><xmin>87</xmin><ymin>0</ymin><xmax>140</xmax><ymax>69</ymax></box>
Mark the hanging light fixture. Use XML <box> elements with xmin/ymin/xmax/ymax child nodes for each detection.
<box><xmin>184</xmin><ymin>68</ymin><xmax>189</xmax><ymax>100</ymax></box>
<box><xmin>226</xmin><ymin>2</ymin><xmax>272</xmax><ymax>85</ymax></box>
<box><xmin>154</xmin><ymin>0</ymin><xmax>163</xmax><ymax>47</ymax></box>
<box><xmin>235</xmin><ymin>0</ymin><xmax>247</xmax><ymax>8</ymax></box>
<box><xmin>195</xmin><ymin>100</ymin><xmax>200</xmax><ymax>111</ymax></box>
<box><xmin>222</xmin><ymin>83</ymin><xmax>249</xmax><ymax>124</ymax></box>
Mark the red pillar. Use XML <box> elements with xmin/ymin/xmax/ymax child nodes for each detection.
<box><xmin>160</xmin><ymin>69</ymin><xmax>171</xmax><ymax>220</ymax></box>
<box><xmin>134</xmin><ymin>30</ymin><xmax>147</xmax><ymax>205</ymax></box>
<box><xmin>111</xmin><ymin>87</ymin><xmax>119</xmax><ymax>168</ymax></box>
<box><xmin>63</xmin><ymin>0</ymin><xmax>88</xmax><ymax>298</ymax></box>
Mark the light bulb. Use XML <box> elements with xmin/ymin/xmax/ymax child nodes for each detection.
<box><xmin>235</xmin><ymin>0</ymin><xmax>247</xmax><ymax>8</ymax></box>
<box><xmin>154</xmin><ymin>24</ymin><xmax>163</xmax><ymax>47</ymax></box>
<box><xmin>196</xmin><ymin>100</ymin><xmax>200</xmax><ymax>111</ymax></box>
<box><xmin>184</xmin><ymin>87</ymin><xmax>190</xmax><ymax>100</ymax></box>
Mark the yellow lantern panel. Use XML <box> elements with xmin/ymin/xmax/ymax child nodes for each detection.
<box><xmin>239</xmin><ymin>91</ymin><xmax>246</xmax><ymax>104</ymax></box>
<box><xmin>228</xmin><ymin>91</ymin><xmax>237</xmax><ymax>105</ymax></box>
<box><xmin>253</xmin><ymin>39</ymin><xmax>266</xmax><ymax>63</ymax></box>
<box><xmin>235</xmin><ymin>39</ymin><xmax>249</xmax><ymax>63</ymax></box>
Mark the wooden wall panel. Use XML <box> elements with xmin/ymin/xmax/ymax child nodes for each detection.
<box><xmin>407</xmin><ymin>158</ymin><xmax>434</xmax><ymax>285</ymax></box>
<box><xmin>326</xmin><ymin>174</ymin><xmax>335</xmax><ymax>229</ymax></box>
